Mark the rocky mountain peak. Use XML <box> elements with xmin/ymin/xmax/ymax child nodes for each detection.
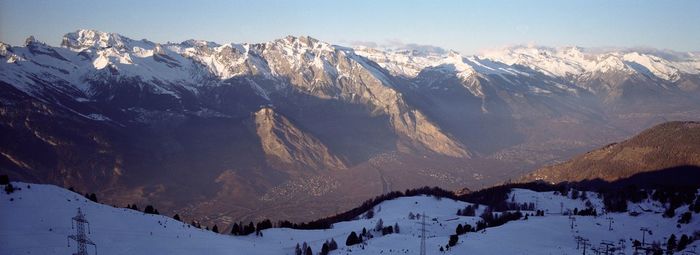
<box><xmin>176</xmin><ymin>39</ymin><xmax>221</xmax><ymax>49</ymax></box>
<box><xmin>253</xmin><ymin>106</ymin><xmax>347</xmax><ymax>172</ymax></box>
<box><xmin>0</xmin><ymin>42</ymin><xmax>10</xmax><ymax>54</ymax></box>
<box><xmin>267</xmin><ymin>35</ymin><xmax>336</xmax><ymax>57</ymax></box>
<box><xmin>281</xmin><ymin>35</ymin><xmax>323</xmax><ymax>48</ymax></box>
<box><xmin>61</xmin><ymin>29</ymin><xmax>140</xmax><ymax>51</ymax></box>
<box><xmin>24</xmin><ymin>35</ymin><xmax>39</xmax><ymax>46</ymax></box>
<box><xmin>591</xmin><ymin>55</ymin><xmax>633</xmax><ymax>74</ymax></box>
<box><xmin>254</xmin><ymin>106</ymin><xmax>276</xmax><ymax>120</ymax></box>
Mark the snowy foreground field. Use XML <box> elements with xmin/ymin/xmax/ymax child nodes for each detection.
<box><xmin>1</xmin><ymin>182</ymin><xmax>698</xmax><ymax>255</ymax></box>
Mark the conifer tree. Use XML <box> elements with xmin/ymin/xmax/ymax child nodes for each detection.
<box><xmin>231</xmin><ymin>223</ymin><xmax>240</xmax><ymax>235</ymax></box>
<box><xmin>329</xmin><ymin>238</ymin><xmax>338</xmax><ymax>250</ymax></box>
<box><xmin>374</xmin><ymin>218</ymin><xmax>384</xmax><ymax>232</ymax></box>
<box><xmin>667</xmin><ymin>234</ymin><xmax>677</xmax><ymax>251</ymax></box>
<box><xmin>448</xmin><ymin>234</ymin><xmax>459</xmax><ymax>247</ymax></box>
<box><xmin>144</xmin><ymin>205</ymin><xmax>156</xmax><ymax>214</ymax></box>
<box><xmin>365</xmin><ymin>209</ymin><xmax>374</xmax><ymax>219</ymax></box>
<box><xmin>678</xmin><ymin>212</ymin><xmax>692</xmax><ymax>224</ymax></box>
<box><xmin>346</xmin><ymin>231</ymin><xmax>359</xmax><ymax>246</ymax></box>
<box><xmin>321</xmin><ymin>242</ymin><xmax>329</xmax><ymax>255</ymax></box>
<box><xmin>4</xmin><ymin>183</ymin><xmax>15</xmax><ymax>194</ymax></box>
<box><xmin>678</xmin><ymin>234</ymin><xmax>689</xmax><ymax>251</ymax></box>
<box><xmin>295</xmin><ymin>243</ymin><xmax>302</xmax><ymax>255</ymax></box>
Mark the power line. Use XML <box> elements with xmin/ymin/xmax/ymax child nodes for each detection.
<box><xmin>605</xmin><ymin>217</ymin><xmax>614</xmax><ymax>231</ymax></box>
<box><xmin>581</xmin><ymin>238</ymin><xmax>591</xmax><ymax>255</ymax></box>
<box><xmin>569</xmin><ymin>215</ymin><xmax>576</xmax><ymax>230</ymax></box>
<box><xmin>575</xmin><ymin>236</ymin><xmax>584</xmax><ymax>250</ymax></box>
<box><xmin>560</xmin><ymin>202</ymin><xmax>564</xmax><ymax>214</ymax></box>
<box><xmin>600</xmin><ymin>240</ymin><xmax>615</xmax><ymax>255</ymax></box>
<box><xmin>640</xmin><ymin>227</ymin><xmax>650</xmax><ymax>247</ymax></box>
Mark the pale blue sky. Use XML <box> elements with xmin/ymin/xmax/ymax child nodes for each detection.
<box><xmin>1</xmin><ymin>0</ymin><xmax>698</xmax><ymax>54</ymax></box>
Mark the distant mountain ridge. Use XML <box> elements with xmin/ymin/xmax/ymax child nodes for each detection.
<box><xmin>522</xmin><ymin>121</ymin><xmax>700</xmax><ymax>183</ymax></box>
<box><xmin>2</xmin><ymin>29</ymin><xmax>700</xmax><ymax>225</ymax></box>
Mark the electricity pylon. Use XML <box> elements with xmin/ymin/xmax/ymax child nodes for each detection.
<box><xmin>420</xmin><ymin>213</ymin><xmax>426</xmax><ymax>255</ymax></box>
<box><xmin>68</xmin><ymin>208</ymin><xmax>96</xmax><ymax>255</ymax></box>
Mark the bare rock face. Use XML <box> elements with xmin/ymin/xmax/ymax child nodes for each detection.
<box><xmin>250</xmin><ymin>36</ymin><xmax>471</xmax><ymax>158</ymax></box>
<box><xmin>390</xmin><ymin>108</ymin><xmax>470</xmax><ymax>158</ymax></box>
<box><xmin>254</xmin><ymin>107</ymin><xmax>346</xmax><ymax>173</ymax></box>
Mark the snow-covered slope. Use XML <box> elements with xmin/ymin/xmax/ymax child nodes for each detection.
<box><xmin>355</xmin><ymin>47</ymin><xmax>529</xmax><ymax>79</ymax></box>
<box><xmin>3</xmin><ymin>31</ymin><xmax>208</xmax><ymax>98</ymax></box>
<box><xmin>2</xmin><ymin>182</ymin><xmax>698</xmax><ymax>255</ymax></box>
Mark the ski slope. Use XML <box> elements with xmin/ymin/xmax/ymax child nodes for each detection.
<box><xmin>1</xmin><ymin>182</ymin><xmax>697</xmax><ymax>255</ymax></box>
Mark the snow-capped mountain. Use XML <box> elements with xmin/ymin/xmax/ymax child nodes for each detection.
<box><xmin>2</xmin><ymin>29</ymin><xmax>700</xmax><ymax>228</ymax></box>
<box><xmin>479</xmin><ymin>45</ymin><xmax>700</xmax><ymax>81</ymax></box>
<box><xmin>2</xmin><ymin>30</ymin><xmax>469</xmax><ymax>156</ymax></box>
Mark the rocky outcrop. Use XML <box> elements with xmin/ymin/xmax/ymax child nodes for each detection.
<box><xmin>254</xmin><ymin>107</ymin><xmax>346</xmax><ymax>172</ymax></box>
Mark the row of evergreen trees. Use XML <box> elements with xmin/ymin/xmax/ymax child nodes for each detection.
<box><xmin>344</xmin><ymin>220</ymin><xmax>401</xmax><ymax>248</ymax></box>
<box><xmin>294</xmin><ymin>242</ymin><xmax>313</xmax><ymax>255</ymax></box>
<box><xmin>124</xmin><ymin>203</ymin><xmax>161</xmax><ymax>215</ymax></box>
<box><xmin>666</xmin><ymin>233</ymin><xmax>695</xmax><ymax>253</ymax></box>
<box><xmin>475</xmin><ymin>207</ymin><xmax>523</xmax><ymax>231</ymax></box>
<box><xmin>230</xmin><ymin>219</ymin><xmax>273</xmax><ymax>236</ymax></box>
<box><xmin>457</xmin><ymin>204</ymin><xmax>477</xmax><ymax>216</ymax></box>
<box><xmin>573</xmin><ymin>207</ymin><xmax>597</xmax><ymax>216</ymax></box>
<box><xmin>344</xmin><ymin>227</ymin><xmax>373</xmax><ymax>246</ymax></box>
<box><xmin>319</xmin><ymin>239</ymin><xmax>338</xmax><ymax>255</ymax></box>
<box><xmin>293</xmin><ymin>239</ymin><xmax>339</xmax><ymax>255</ymax></box>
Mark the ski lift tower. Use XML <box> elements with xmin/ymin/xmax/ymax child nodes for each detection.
<box><xmin>68</xmin><ymin>208</ymin><xmax>97</xmax><ymax>255</ymax></box>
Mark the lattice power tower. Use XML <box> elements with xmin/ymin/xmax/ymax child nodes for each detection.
<box><xmin>67</xmin><ymin>208</ymin><xmax>97</xmax><ymax>255</ymax></box>
<box><xmin>420</xmin><ymin>213</ymin><xmax>427</xmax><ymax>255</ymax></box>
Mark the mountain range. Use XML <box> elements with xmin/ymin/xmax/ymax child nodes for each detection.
<box><xmin>1</xmin><ymin>29</ymin><xmax>700</xmax><ymax>225</ymax></box>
